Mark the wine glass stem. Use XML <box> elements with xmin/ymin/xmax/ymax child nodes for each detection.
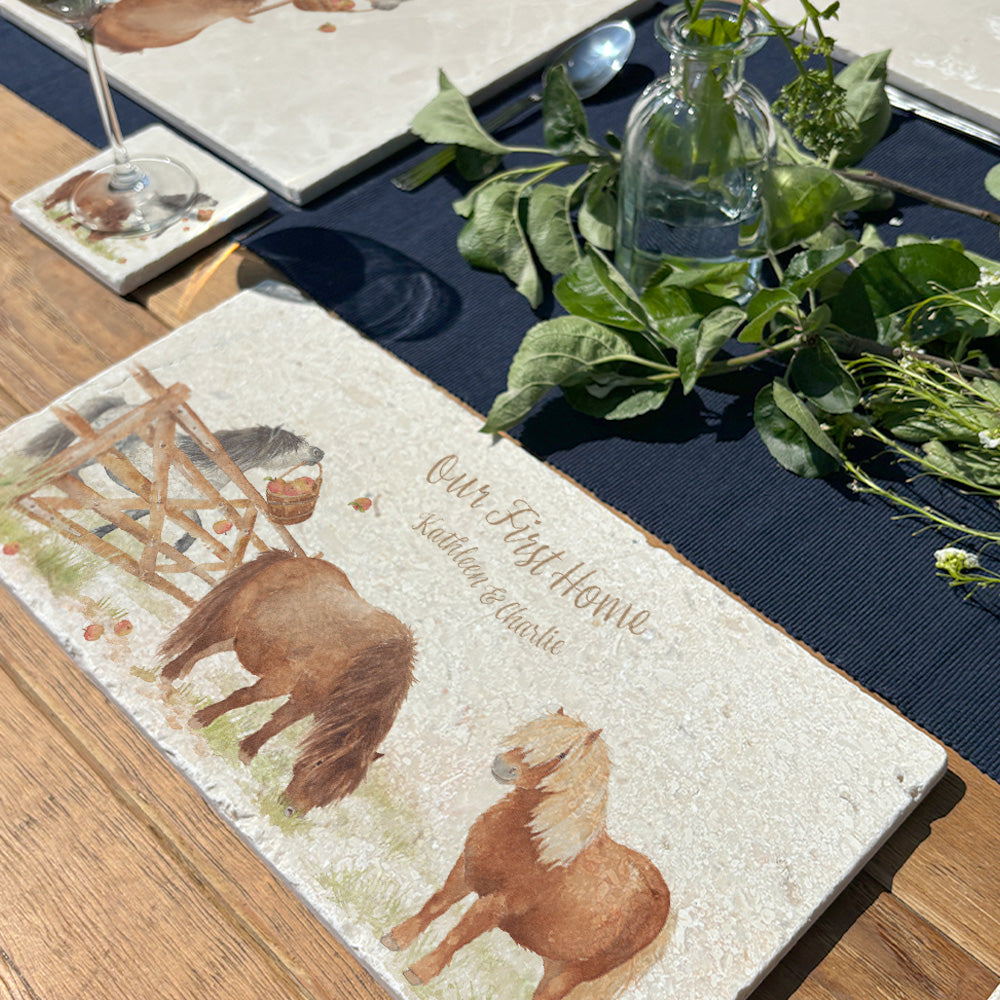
<box><xmin>78</xmin><ymin>26</ymin><xmax>146</xmax><ymax>192</ymax></box>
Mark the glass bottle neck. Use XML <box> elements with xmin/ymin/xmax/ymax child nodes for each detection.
<box><xmin>669</xmin><ymin>50</ymin><xmax>746</xmax><ymax>97</ymax></box>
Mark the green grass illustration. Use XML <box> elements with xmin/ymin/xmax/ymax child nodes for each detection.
<box><xmin>316</xmin><ymin>864</ymin><xmax>412</xmax><ymax>931</ymax></box>
<box><xmin>41</xmin><ymin>204</ymin><xmax>127</xmax><ymax>263</ymax></box>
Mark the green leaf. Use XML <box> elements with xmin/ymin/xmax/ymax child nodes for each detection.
<box><xmin>870</xmin><ymin>397</ymin><xmax>989</xmax><ymax>444</ymax></box>
<box><xmin>754</xmin><ymin>381</ymin><xmax>841</xmax><ymax>477</ymax></box>
<box><xmin>772</xmin><ymin>379</ymin><xmax>843</xmax><ymax>459</ymax></box>
<box><xmin>782</xmin><ymin>242</ymin><xmax>860</xmax><ymax>299</ymax></box>
<box><xmin>761</xmin><ymin>165</ymin><xmax>849</xmax><ymax>252</ymax></box>
<box><xmin>921</xmin><ymin>439</ymin><xmax>1000</xmax><ymax>488</ymax></box>
<box><xmin>640</xmin><ymin>284</ymin><xmax>718</xmax><ymax>349</ymax></box>
<box><xmin>761</xmin><ymin>164</ymin><xmax>879</xmax><ymax>252</ymax></box>
<box><xmin>985</xmin><ymin>163</ymin><xmax>1000</xmax><ymax>204</ymax></box>
<box><xmin>829</xmin><ymin>243</ymin><xmax>982</xmax><ymax>345</ymax></box>
<box><xmin>577</xmin><ymin>164</ymin><xmax>618</xmax><ymax>251</ymax></box>
<box><xmin>564</xmin><ymin>380</ymin><xmax>671</xmax><ymax>420</ymax></box>
<box><xmin>739</xmin><ymin>286</ymin><xmax>800</xmax><ymax>343</ymax></box>
<box><xmin>555</xmin><ymin>252</ymin><xmax>646</xmax><ymax>331</ymax></box>
<box><xmin>557</xmin><ymin>248</ymin><xmax>665</xmax><ymax>346</ymax></box>
<box><xmin>831</xmin><ymin>51</ymin><xmax>892</xmax><ymax>167</ymax></box>
<box><xmin>788</xmin><ymin>338</ymin><xmax>861</xmax><ymax>413</ymax></box>
<box><xmin>457</xmin><ymin>181</ymin><xmax>541</xmax><ymax>306</ymax></box>
<box><xmin>647</xmin><ymin>259</ymin><xmax>757</xmax><ymax>300</ymax></box>
<box><xmin>835</xmin><ymin>171</ymin><xmax>895</xmax><ymax>213</ymax></box>
<box><xmin>803</xmin><ymin>303</ymin><xmax>832</xmax><ymax>334</ymax></box>
<box><xmin>676</xmin><ymin>305</ymin><xmax>745</xmax><ymax>393</ymax></box>
<box><xmin>526</xmin><ymin>183</ymin><xmax>581</xmax><ymax>275</ymax></box>
<box><xmin>411</xmin><ymin>71</ymin><xmax>510</xmax><ymax>156</ymax></box>
<box><xmin>454</xmin><ymin>146</ymin><xmax>503</xmax><ymax>182</ymax></box>
<box><xmin>688</xmin><ymin>16</ymin><xmax>741</xmax><ymax>45</ymax></box>
<box><xmin>541</xmin><ymin>64</ymin><xmax>590</xmax><ymax>154</ymax></box>
<box><xmin>482</xmin><ymin>317</ymin><xmax>637</xmax><ymax>432</ymax></box>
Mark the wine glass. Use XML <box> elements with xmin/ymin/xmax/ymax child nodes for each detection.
<box><xmin>15</xmin><ymin>0</ymin><xmax>198</xmax><ymax>236</ymax></box>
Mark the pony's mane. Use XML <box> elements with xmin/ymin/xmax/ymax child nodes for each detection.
<box><xmin>503</xmin><ymin>712</ymin><xmax>610</xmax><ymax>868</ymax></box>
<box><xmin>177</xmin><ymin>425</ymin><xmax>308</xmax><ymax>469</ymax></box>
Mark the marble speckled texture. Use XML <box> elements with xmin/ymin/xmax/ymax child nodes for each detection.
<box><xmin>1</xmin><ymin>0</ymin><xmax>656</xmax><ymax>203</ymax></box>
<box><xmin>767</xmin><ymin>0</ymin><xmax>1000</xmax><ymax>133</ymax></box>
<box><xmin>0</xmin><ymin>287</ymin><xmax>945</xmax><ymax>1000</ymax></box>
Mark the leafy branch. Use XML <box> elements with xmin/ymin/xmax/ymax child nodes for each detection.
<box><xmin>402</xmin><ymin>11</ymin><xmax>1000</xmax><ymax>591</ymax></box>
<box><xmin>409</xmin><ymin>69</ymin><xmax>619</xmax><ymax>307</ymax></box>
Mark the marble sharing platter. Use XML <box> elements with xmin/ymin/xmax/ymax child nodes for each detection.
<box><xmin>768</xmin><ymin>0</ymin><xmax>1000</xmax><ymax>138</ymax></box>
<box><xmin>11</xmin><ymin>124</ymin><xmax>269</xmax><ymax>294</ymax></box>
<box><xmin>1</xmin><ymin>0</ymin><xmax>657</xmax><ymax>204</ymax></box>
<box><xmin>0</xmin><ymin>286</ymin><xmax>946</xmax><ymax>1000</ymax></box>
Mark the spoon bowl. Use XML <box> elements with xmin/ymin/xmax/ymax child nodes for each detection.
<box><xmin>554</xmin><ymin>20</ymin><xmax>636</xmax><ymax>100</ymax></box>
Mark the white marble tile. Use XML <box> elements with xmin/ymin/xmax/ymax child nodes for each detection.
<box><xmin>2</xmin><ymin>0</ymin><xmax>657</xmax><ymax>204</ymax></box>
<box><xmin>767</xmin><ymin>0</ymin><xmax>1000</xmax><ymax>136</ymax></box>
<box><xmin>0</xmin><ymin>287</ymin><xmax>946</xmax><ymax>1000</ymax></box>
<box><xmin>12</xmin><ymin>124</ymin><xmax>269</xmax><ymax>294</ymax></box>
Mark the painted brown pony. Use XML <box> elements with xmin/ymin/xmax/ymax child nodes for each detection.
<box><xmin>93</xmin><ymin>0</ymin><xmax>409</xmax><ymax>53</ymax></box>
<box><xmin>158</xmin><ymin>549</ymin><xmax>415</xmax><ymax>813</ymax></box>
<box><xmin>382</xmin><ymin>710</ymin><xmax>670</xmax><ymax>1000</ymax></box>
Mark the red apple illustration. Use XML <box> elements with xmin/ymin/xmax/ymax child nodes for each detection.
<box><xmin>267</xmin><ymin>477</ymin><xmax>316</xmax><ymax>497</ymax></box>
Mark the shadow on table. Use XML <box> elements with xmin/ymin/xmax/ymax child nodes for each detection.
<box><xmin>751</xmin><ymin>768</ymin><xmax>966</xmax><ymax>999</ymax></box>
<box><xmin>248</xmin><ymin>226</ymin><xmax>462</xmax><ymax>343</ymax></box>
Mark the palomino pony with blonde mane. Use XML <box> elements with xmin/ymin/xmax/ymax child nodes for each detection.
<box><xmin>382</xmin><ymin>710</ymin><xmax>670</xmax><ymax>1000</ymax></box>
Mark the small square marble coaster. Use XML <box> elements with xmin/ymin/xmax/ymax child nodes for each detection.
<box><xmin>12</xmin><ymin>124</ymin><xmax>269</xmax><ymax>295</ymax></box>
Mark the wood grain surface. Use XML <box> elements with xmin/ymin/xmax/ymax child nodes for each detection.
<box><xmin>1</xmin><ymin>82</ymin><xmax>999</xmax><ymax>1000</ymax></box>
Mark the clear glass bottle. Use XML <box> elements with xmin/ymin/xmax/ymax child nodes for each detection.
<box><xmin>615</xmin><ymin>2</ymin><xmax>775</xmax><ymax>294</ymax></box>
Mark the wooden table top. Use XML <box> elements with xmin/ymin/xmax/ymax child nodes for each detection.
<box><xmin>1</xmin><ymin>84</ymin><xmax>999</xmax><ymax>1000</ymax></box>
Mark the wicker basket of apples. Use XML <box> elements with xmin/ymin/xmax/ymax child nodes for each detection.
<box><xmin>263</xmin><ymin>463</ymin><xmax>323</xmax><ymax>525</ymax></box>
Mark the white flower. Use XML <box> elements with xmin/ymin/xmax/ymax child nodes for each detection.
<box><xmin>980</xmin><ymin>429</ymin><xmax>1000</xmax><ymax>449</ymax></box>
<box><xmin>934</xmin><ymin>546</ymin><xmax>980</xmax><ymax>572</ymax></box>
<box><xmin>978</xmin><ymin>266</ymin><xmax>1000</xmax><ymax>287</ymax></box>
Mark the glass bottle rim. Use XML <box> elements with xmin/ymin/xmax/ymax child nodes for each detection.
<box><xmin>655</xmin><ymin>2</ymin><xmax>768</xmax><ymax>59</ymax></box>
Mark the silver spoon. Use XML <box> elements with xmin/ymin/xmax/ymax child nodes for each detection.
<box><xmin>391</xmin><ymin>19</ymin><xmax>636</xmax><ymax>191</ymax></box>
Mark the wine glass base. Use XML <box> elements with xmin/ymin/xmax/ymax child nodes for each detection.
<box><xmin>70</xmin><ymin>155</ymin><xmax>199</xmax><ymax>237</ymax></box>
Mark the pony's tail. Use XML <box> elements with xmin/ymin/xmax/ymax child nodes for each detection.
<box><xmin>284</xmin><ymin>625</ymin><xmax>416</xmax><ymax>812</ymax></box>
<box><xmin>158</xmin><ymin>549</ymin><xmax>295</xmax><ymax>663</ymax></box>
<box><xmin>21</xmin><ymin>395</ymin><xmax>127</xmax><ymax>459</ymax></box>
<box><xmin>567</xmin><ymin>905</ymin><xmax>675</xmax><ymax>1000</ymax></box>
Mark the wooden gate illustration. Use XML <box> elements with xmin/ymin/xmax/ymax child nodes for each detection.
<box><xmin>12</xmin><ymin>366</ymin><xmax>306</xmax><ymax>607</ymax></box>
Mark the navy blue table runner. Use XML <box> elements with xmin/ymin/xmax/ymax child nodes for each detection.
<box><xmin>3</xmin><ymin>8</ymin><xmax>999</xmax><ymax>780</ymax></box>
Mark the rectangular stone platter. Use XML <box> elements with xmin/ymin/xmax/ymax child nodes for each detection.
<box><xmin>0</xmin><ymin>286</ymin><xmax>947</xmax><ymax>1000</ymax></box>
<box><xmin>1</xmin><ymin>0</ymin><xmax>657</xmax><ymax>204</ymax></box>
